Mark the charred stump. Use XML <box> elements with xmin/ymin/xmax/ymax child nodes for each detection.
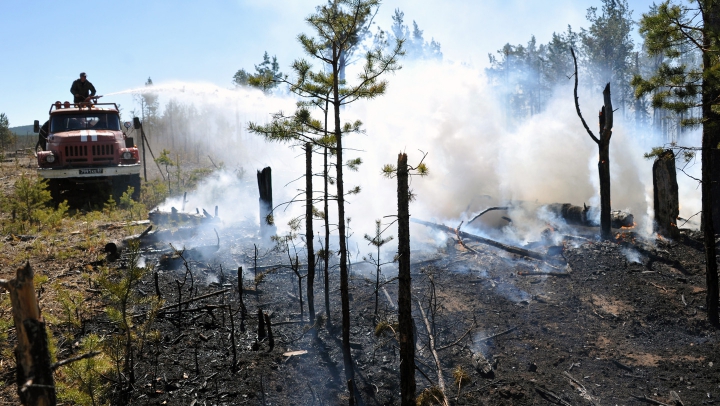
<box><xmin>653</xmin><ymin>150</ymin><xmax>680</xmax><ymax>238</ymax></box>
<box><xmin>397</xmin><ymin>153</ymin><xmax>416</xmax><ymax>405</ymax></box>
<box><xmin>264</xmin><ymin>313</ymin><xmax>274</xmax><ymax>352</ymax></box>
<box><xmin>0</xmin><ymin>263</ymin><xmax>56</xmax><ymax>406</ymax></box>
<box><xmin>257</xmin><ymin>308</ymin><xmax>266</xmax><ymax>340</ymax></box>
<box><xmin>257</xmin><ymin>167</ymin><xmax>275</xmax><ymax>238</ymax></box>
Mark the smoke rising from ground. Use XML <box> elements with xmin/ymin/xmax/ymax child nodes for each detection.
<box><xmin>120</xmin><ymin>60</ymin><xmax>702</xmax><ymax>264</ymax></box>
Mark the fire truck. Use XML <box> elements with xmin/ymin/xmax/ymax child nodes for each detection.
<box><xmin>34</xmin><ymin>99</ymin><xmax>141</xmax><ymax>204</ymax></box>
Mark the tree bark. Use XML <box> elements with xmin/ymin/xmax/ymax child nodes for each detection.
<box><xmin>653</xmin><ymin>150</ymin><xmax>680</xmax><ymax>239</ymax></box>
<box><xmin>598</xmin><ymin>86</ymin><xmax>614</xmax><ymax>240</ymax></box>
<box><xmin>305</xmin><ymin>143</ymin><xmax>315</xmax><ymax>325</ymax></box>
<box><xmin>324</xmin><ymin>105</ymin><xmax>331</xmax><ymax>321</ymax></box>
<box><xmin>598</xmin><ymin>139</ymin><xmax>611</xmax><ymax>239</ymax></box>
<box><xmin>332</xmin><ymin>42</ymin><xmax>354</xmax><ymax>383</ymax></box>
<box><xmin>702</xmin><ymin>6</ymin><xmax>719</xmax><ymax>324</ymax></box>
<box><xmin>0</xmin><ymin>263</ymin><xmax>56</xmax><ymax>406</ymax></box>
<box><xmin>397</xmin><ymin>153</ymin><xmax>416</xmax><ymax>405</ymax></box>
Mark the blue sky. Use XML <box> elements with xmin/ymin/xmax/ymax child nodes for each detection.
<box><xmin>1</xmin><ymin>0</ymin><xmax>658</xmax><ymax>126</ymax></box>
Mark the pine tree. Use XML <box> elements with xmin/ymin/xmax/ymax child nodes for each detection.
<box><xmin>0</xmin><ymin>113</ymin><xmax>13</xmax><ymax>151</ymax></box>
<box><xmin>580</xmin><ymin>0</ymin><xmax>635</xmax><ymax>117</ymax></box>
<box><xmin>631</xmin><ymin>0</ymin><xmax>720</xmax><ymax>325</ymax></box>
<box><xmin>294</xmin><ymin>0</ymin><xmax>403</xmax><ymax>385</ymax></box>
<box><xmin>232</xmin><ymin>51</ymin><xmax>283</xmax><ymax>92</ymax></box>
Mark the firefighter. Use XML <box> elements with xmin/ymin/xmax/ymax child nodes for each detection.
<box><xmin>70</xmin><ymin>72</ymin><xmax>96</xmax><ymax>104</ymax></box>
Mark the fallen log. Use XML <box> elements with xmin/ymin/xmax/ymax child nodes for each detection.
<box><xmin>543</xmin><ymin>203</ymin><xmax>634</xmax><ymax>228</ymax></box>
<box><xmin>104</xmin><ymin>225</ymin><xmax>154</xmax><ymax>259</ymax></box>
<box><xmin>412</xmin><ymin>218</ymin><xmax>545</xmax><ymax>260</ymax></box>
<box><xmin>148</xmin><ymin>208</ymin><xmax>213</xmax><ymax>225</ymax></box>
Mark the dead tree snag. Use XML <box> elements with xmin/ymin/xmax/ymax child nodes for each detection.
<box><xmin>305</xmin><ymin>142</ymin><xmax>316</xmax><ymax>325</ymax></box>
<box><xmin>653</xmin><ymin>150</ymin><xmax>680</xmax><ymax>238</ymax></box>
<box><xmin>397</xmin><ymin>153</ymin><xmax>417</xmax><ymax>405</ymax></box>
<box><xmin>0</xmin><ymin>262</ymin><xmax>56</xmax><ymax>406</ymax></box>
<box><xmin>257</xmin><ymin>166</ymin><xmax>275</xmax><ymax>238</ymax></box>
<box><xmin>571</xmin><ymin>47</ymin><xmax>614</xmax><ymax>240</ymax></box>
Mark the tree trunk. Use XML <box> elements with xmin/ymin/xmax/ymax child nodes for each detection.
<box><xmin>397</xmin><ymin>153</ymin><xmax>416</xmax><ymax>405</ymax></box>
<box><xmin>257</xmin><ymin>167</ymin><xmax>275</xmax><ymax>238</ymax></box>
<box><xmin>653</xmin><ymin>150</ymin><xmax>680</xmax><ymax>238</ymax></box>
<box><xmin>333</xmin><ymin>43</ymin><xmax>354</xmax><ymax>383</ymax></box>
<box><xmin>305</xmin><ymin>143</ymin><xmax>315</xmax><ymax>325</ymax></box>
<box><xmin>598</xmin><ymin>140</ymin><xmax>611</xmax><ymax>239</ymax></box>
<box><xmin>0</xmin><ymin>263</ymin><xmax>56</xmax><ymax>406</ymax></box>
<box><xmin>324</xmin><ymin>109</ymin><xmax>331</xmax><ymax>321</ymax></box>
<box><xmin>598</xmin><ymin>84</ymin><xmax>614</xmax><ymax>240</ymax></box>
<box><xmin>702</xmin><ymin>3</ymin><xmax>719</xmax><ymax>326</ymax></box>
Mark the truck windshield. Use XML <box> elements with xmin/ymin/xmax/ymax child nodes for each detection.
<box><xmin>50</xmin><ymin>113</ymin><xmax>121</xmax><ymax>132</ymax></box>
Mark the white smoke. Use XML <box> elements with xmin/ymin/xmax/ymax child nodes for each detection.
<box><xmin>117</xmin><ymin>59</ymin><xmax>702</xmax><ymax>260</ymax></box>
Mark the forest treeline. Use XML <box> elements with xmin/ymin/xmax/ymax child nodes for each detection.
<box><xmin>486</xmin><ymin>0</ymin><xmax>699</xmax><ymax>142</ymax></box>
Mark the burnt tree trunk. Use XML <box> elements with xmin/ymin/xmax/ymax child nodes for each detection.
<box><xmin>237</xmin><ymin>267</ymin><xmax>246</xmax><ymax>321</ymax></box>
<box><xmin>571</xmin><ymin>48</ymin><xmax>613</xmax><ymax>240</ymax></box>
<box><xmin>257</xmin><ymin>167</ymin><xmax>274</xmax><ymax>238</ymax></box>
<box><xmin>598</xmin><ymin>99</ymin><xmax>613</xmax><ymax>240</ymax></box>
<box><xmin>702</xmin><ymin>11</ymin><xmax>719</xmax><ymax>325</ymax></box>
<box><xmin>332</xmin><ymin>42</ymin><xmax>354</xmax><ymax>384</ymax></box>
<box><xmin>323</xmin><ymin>100</ymin><xmax>331</xmax><ymax>321</ymax></box>
<box><xmin>324</xmin><ymin>144</ymin><xmax>331</xmax><ymax>320</ymax></box>
<box><xmin>653</xmin><ymin>150</ymin><xmax>680</xmax><ymax>239</ymax></box>
<box><xmin>257</xmin><ymin>308</ymin><xmax>266</xmax><ymax>340</ymax></box>
<box><xmin>0</xmin><ymin>263</ymin><xmax>56</xmax><ymax>406</ymax></box>
<box><xmin>305</xmin><ymin>143</ymin><xmax>316</xmax><ymax>325</ymax></box>
<box><xmin>397</xmin><ymin>153</ymin><xmax>416</xmax><ymax>405</ymax></box>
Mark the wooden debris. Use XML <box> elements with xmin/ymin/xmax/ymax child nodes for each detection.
<box><xmin>283</xmin><ymin>350</ymin><xmax>308</xmax><ymax>358</ymax></box>
<box><xmin>412</xmin><ymin>218</ymin><xmax>545</xmax><ymax>260</ymax></box>
<box><xmin>381</xmin><ymin>286</ymin><xmax>396</xmax><ymax>309</ymax></box>
<box><xmin>475</xmin><ymin>327</ymin><xmax>517</xmax><ymax>343</ymax></box>
<box><xmin>148</xmin><ymin>289</ymin><xmax>231</xmax><ymax>317</ymax></box>
<box><xmin>670</xmin><ymin>391</ymin><xmax>684</xmax><ymax>406</ymax></box>
<box><xmin>472</xmin><ymin>352</ymin><xmax>493</xmax><ymax>376</ymax></box>
<box><xmin>535</xmin><ymin>386</ymin><xmax>573</xmax><ymax>406</ymax></box>
<box><xmin>0</xmin><ymin>263</ymin><xmax>56</xmax><ymax>405</ymax></box>
<box><xmin>417</xmin><ymin>299</ymin><xmax>450</xmax><ymax>406</ymax></box>
<box><xmin>630</xmin><ymin>394</ymin><xmax>672</xmax><ymax>406</ymax></box>
<box><xmin>104</xmin><ymin>224</ymin><xmax>154</xmax><ymax>259</ymax></box>
<box><xmin>517</xmin><ymin>270</ymin><xmax>570</xmax><ymax>277</ymax></box>
<box><xmin>611</xmin><ymin>359</ymin><xmax>633</xmax><ymax>372</ymax></box>
<box><xmin>467</xmin><ymin>206</ymin><xmax>510</xmax><ymax>226</ymax></box>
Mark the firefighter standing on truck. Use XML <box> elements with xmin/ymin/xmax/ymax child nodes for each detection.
<box><xmin>70</xmin><ymin>72</ymin><xmax>96</xmax><ymax>104</ymax></box>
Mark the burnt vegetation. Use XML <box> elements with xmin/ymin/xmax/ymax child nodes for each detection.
<box><xmin>1</xmin><ymin>0</ymin><xmax>720</xmax><ymax>405</ymax></box>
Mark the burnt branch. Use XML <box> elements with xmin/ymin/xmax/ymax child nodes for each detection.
<box><xmin>570</xmin><ymin>47</ymin><xmax>600</xmax><ymax>145</ymax></box>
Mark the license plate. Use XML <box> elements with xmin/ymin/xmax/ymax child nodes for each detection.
<box><xmin>79</xmin><ymin>168</ymin><xmax>103</xmax><ymax>175</ymax></box>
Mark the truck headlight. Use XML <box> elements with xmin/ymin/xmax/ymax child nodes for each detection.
<box><xmin>46</xmin><ymin>154</ymin><xmax>56</xmax><ymax>163</ymax></box>
<box><xmin>122</xmin><ymin>151</ymin><xmax>132</xmax><ymax>160</ymax></box>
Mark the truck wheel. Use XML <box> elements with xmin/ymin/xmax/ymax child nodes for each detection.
<box><xmin>48</xmin><ymin>179</ymin><xmax>62</xmax><ymax>204</ymax></box>
<box><xmin>129</xmin><ymin>174</ymin><xmax>141</xmax><ymax>201</ymax></box>
<box><xmin>111</xmin><ymin>176</ymin><xmax>130</xmax><ymax>201</ymax></box>
<box><xmin>112</xmin><ymin>175</ymin><xmax>141</xmax><ymax>201</ymax></box>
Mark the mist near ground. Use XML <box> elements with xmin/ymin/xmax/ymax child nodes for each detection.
<box><xmin>116</xmin><ymin>59</ymin><xmax>702</xmax><ymax>265</ymax></box>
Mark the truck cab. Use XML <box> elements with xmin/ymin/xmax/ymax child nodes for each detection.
<box><xmin>35</xmin><ymin>101</ymin><xmax>141</xmax><ymax>204</ymax></box>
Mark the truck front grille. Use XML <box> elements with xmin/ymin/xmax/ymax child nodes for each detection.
<box><xmin>65</xmin><ymin>145</ymin><xmax>88</xmax><ymax>157</ymax></box>
<box><xmin>92</xmin><ymin>144</ymin><xmax>114</xmax><ymax>156</ymax></box>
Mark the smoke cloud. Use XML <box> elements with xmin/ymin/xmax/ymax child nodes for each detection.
<box><xmin>118</xmin><ymin>59</ymin><xmax>702</xmax><ymax>264</ymax></box>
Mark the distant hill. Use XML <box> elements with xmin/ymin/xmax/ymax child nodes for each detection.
<box><xmin>10</xmin><ymin>125</ymin><xmax>35</xmax><ymax>136</ymax></box>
